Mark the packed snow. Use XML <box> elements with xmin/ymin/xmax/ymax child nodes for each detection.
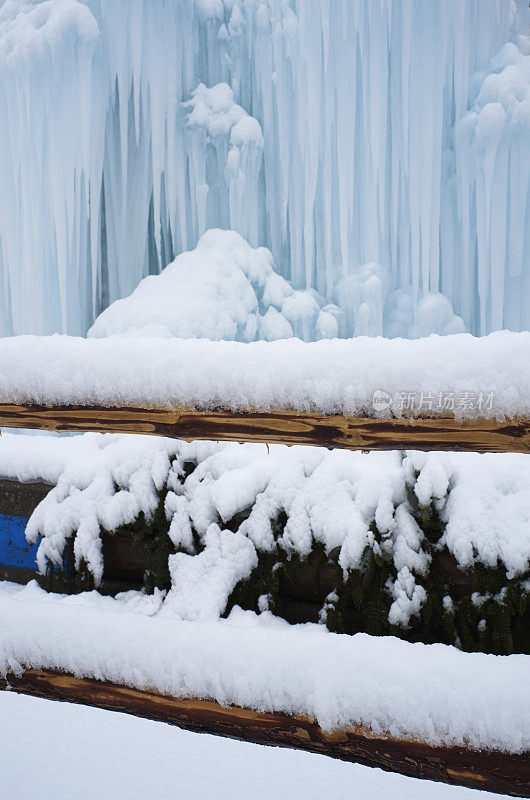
<box><xmin>89</xmin><ymin>230</ymin><xmax>342</xmax><ymax>342</ymax></box>
<box><xmin>1</xmin><ymin>694</ymin><xmax>517</xmax><ymax>800</ymax></box>
<box><xmin>1</xmin><ymin>331</ymin><xmax>529</xmax><ymax>419</ymax></box>
<box><xmin>1</xmin><ymin>432</ymin><xmax>529</xmax><ymax>629</ymax></box>
<box><xmin>1</xmin><ymin>579</ymin><xmax>529</xmax><ymax>754</ymax></box>
<box><xmin>0</xmin><ymin>1</ymin><xmax>528</xmax><ymax>337</ymax></box>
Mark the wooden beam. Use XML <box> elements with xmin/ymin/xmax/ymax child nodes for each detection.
<box><xmin>2</xmin><ymin>669</ymin><xmax>528</xmax><ymax>797</ymax></box>
<box><xmin>0</xmin><ymin>403</ymin><xmax>529</xmax><ymax>453</ymax></box>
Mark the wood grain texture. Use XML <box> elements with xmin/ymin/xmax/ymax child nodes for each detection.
<box><xmin>2</xmin><ymin>669</ymin><xmax>529</xmax><ymax>797</ymax></box>
<box><xmin>0</xmin><ymin>403</ymin><xmax>529</xmax><ymax>452</ymax></box>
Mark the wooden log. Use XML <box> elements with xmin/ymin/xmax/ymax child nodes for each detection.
<box><xmin>0</xmin><ymin>479</ymin><xmax>51</xmax><ymax>517</ymax></box>
<box><xmin>0</xmin><ymin>403</ymin><xmax>529</xmax><ymax>453</ymax></box>
<box><xmin>2</xmin><ymin>669</ymin><xmax>529</xmax><ymax>797</ymax></box>
<box><xmin>101</xmin><ymin>533</ymin><xmax>146</xmax><ymax>585</ymax></box>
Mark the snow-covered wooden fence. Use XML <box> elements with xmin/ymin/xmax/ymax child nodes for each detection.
<box><xmin>0</xmin><ymin>332</ymin><xmax>529</xmax><ymax>451</ymax></box>
<box><xmin>2</xmin><ymin>668</ymin><xmax>529</xmax><ymax>797</ymax></box>
<box><xmin>1</xmin><ymin>332</ymin><xmax>530</xmax><ymax>795</ymax></box>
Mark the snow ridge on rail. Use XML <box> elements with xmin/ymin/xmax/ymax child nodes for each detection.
<box><xmin>1</xmin><ymin>581</ymin><xmax>529</xmax><ymax>755</ymax></box>
<box><xmin>0</xmin><ymin>332</ymin><xmax>529</xmax><ymax>420</ymax></box>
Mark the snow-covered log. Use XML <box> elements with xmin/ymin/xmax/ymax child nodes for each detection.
<box><xmin>2</xmin><ymin>668</ymin><xmax>529</xmax><ymax>797</ymax></box>
<box><xmin>0</xmin><ymin>331</ymin><xmax>529</xmax><ymax>451</ymax></box>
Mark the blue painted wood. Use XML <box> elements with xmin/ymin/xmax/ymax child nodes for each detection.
<box><xmin>0</xmin><ymin>514</ymin><xmax>38</xmax><ymax>569</ymax></box>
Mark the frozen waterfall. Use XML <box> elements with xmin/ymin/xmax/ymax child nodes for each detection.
<box><xmin>0</xmin><ymin>0</ymin><xmax>528</xmax><ymax>338</ymax></box>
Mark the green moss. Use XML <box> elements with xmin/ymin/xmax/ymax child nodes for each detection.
<box><xmin>128</xmin><ymin>495</ymin><xmax>175</xmax><ymax>593</ymax></box>
<box><xmin>39</xmin><ymin>538</ymin><xmax>95</xmax><ymax>594</ymax></box>
<box><xmin>51</xmin><ymin>459</ymin><xmax>530</xmax><ymax>655</ymax></box>
<box><xmin>223</xmin><ymin>503</ymin><xmax>530</xmax><ymax>654</ymax></box>
<box><xmin>225</xmin><ymin>550</ymin><xmax>282</xmax><ymax>615</ymax></box>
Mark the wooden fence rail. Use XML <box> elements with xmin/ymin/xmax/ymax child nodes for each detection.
<box><xmin>2</xmin><ymin>400</ymin><xmax>530</xmax><ymax>797</ymax></box>
<box><xmin>2</xmin><ymin>669</ymin><xmax>529</xmax><ymax>797</ymax></box>
<box><xmin>1</xmin><ymin>403</ymin><xmax>529</xmax><ymax>453</ymax></box>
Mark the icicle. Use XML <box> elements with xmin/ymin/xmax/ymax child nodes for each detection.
<box><xmin>0</xmin><ymin>0</ymin><xmax>527</xmax><ymax>340</ymax></box>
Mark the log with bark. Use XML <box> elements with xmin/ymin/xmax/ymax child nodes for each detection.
<box><xmin>1</xmin><ymin>669</ymin><xmax>529</xmax><ymax>797</ymax></box>
<box><xmin>0</xmin><ymin>403</ymin><xmax>529</xmax><ymax>453</ymax></box>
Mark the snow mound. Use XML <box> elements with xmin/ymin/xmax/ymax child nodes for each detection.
<box><xmin>88</xmin><ymin>230</ymin><xmax>339</xmax><ymax>342</ymax></box>
<box><xmin>89</xmin><ymin>229</ymin><xmax>465</xmax><ymax>343</ymax></box>
<box><xmin>0</xmin><ymin>0</ymin><xmax>98</xmax><ymax>69</ymax></box>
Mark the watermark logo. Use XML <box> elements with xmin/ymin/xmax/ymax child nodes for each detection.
<box><xmin>372</xmin><ymin>389</ymin><xmax>392</xmax><ymax>412</ymax></box>
<box><xmin>372</xmin><ymin>390</ymin><xmax>494</xmax><ymax>414</ymax></box>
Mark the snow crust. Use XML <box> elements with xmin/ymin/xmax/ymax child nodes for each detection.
<box><xmin>0</xmin><ymin>1</ymin><xmax>528</xmax><ymax>337</ymax></box>
<box><xmin>1</xmin><ymin>579</ymin><xmax>529</xmax><ymax>754</ymax></box>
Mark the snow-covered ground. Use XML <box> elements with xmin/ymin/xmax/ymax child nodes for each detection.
<box><xmin>1</xmin><ymin>692</ymin><xmax>520</xmax><ymax>800</ymax></box>
<box><xmin>1</xmin><ymin>580</ymin><xmax>529</xmax><ymax>754</ymax></box>
<box><xmin>1</xmin><ymin>330</ymin><xmax>529</xmax><ymax>419</ymax></box>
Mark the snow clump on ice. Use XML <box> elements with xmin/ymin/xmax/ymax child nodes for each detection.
<box><xmin>89</xmin><ymin>229</ymin><xmax>342</xmax><ymax>342</ymax></box>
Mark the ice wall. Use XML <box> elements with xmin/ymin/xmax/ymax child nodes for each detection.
<box><xmin>0</xmin><ymin>0</ymin><xmax>528</xmax><ymax>338</ymax></box>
